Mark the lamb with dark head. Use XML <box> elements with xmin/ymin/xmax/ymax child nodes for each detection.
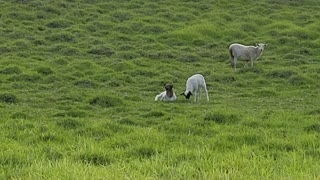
<box><xmin>155</xmin><ymin>84</ymin><xmax>177</xmax><ymax>101</ymax></box>
<box><xmin>181</xmin><ymin>74</ymin><xmax>209</xmax><ymax>102</ymax></box>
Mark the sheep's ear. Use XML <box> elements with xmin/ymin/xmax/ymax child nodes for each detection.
<box><xmin>255</xmin><ymin>43</ymin><xmax>258</xmax><ymax>47</ymax></box>
<box><xmin>180</xmin><ymin>92</ymin><xmax>185</xmax><ymax>96</ymax></box>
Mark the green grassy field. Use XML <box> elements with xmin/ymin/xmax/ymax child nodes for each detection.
<box><xmin>1</xmin><ymin>0</ymin><xmax>320</xmax><ymax>179</ymax></box>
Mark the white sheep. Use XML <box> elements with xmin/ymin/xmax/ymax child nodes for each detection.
<box><xmin>155</xmin><ymin>84</ymin><xmax>177</xmax><ymax>102</ymax></box>
<box><xmin>229</xmin><ymin>43</ymin><xmax>267</xmax><ymax>70</ymax></box>
<box><xmin>181</xmin><ymin>74</ymin><xmax>209</xmax><ymax>102</ymax></box>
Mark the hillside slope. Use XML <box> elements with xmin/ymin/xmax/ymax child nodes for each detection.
<box><xmin>1</xmin><ymin>0</ymin><xmax>320</xmax><ymax>179</ymax></box>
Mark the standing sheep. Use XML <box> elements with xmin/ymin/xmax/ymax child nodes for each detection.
<box><xmin>181</xmin><ymin>74</ymin><xmax>209</xmax><ymax>102</ymax></box>
<box><xmin>155</xmin><ymin>84</ymin><xmax>177</xmax><ymax>102</ymax></box>
<box><xmin>229</xmin><ymin>43</ymin><xmax>267</xmax><ymax>70</ymax></box>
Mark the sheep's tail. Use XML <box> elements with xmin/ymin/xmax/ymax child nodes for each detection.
<box><xmin>229</xmin><ymin>47</ymin><xmax>235</xmax><ymax>68</ymax></box>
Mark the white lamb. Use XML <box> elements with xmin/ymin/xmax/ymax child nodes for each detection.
<box><xmin>229</xmin><ymin>43</ymin><xmax>267</xmax><ymax>70</ymax></box>
<box><xmin>155</xmin><ymin>84</ymin><xmax>177</xmax><ymax>102</ymax></box>
<box><xmin>181</xmin><ymin>74</ymin><xmax>209</xmax><ymax>102</ymax></box>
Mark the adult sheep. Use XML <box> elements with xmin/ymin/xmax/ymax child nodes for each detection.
<box><xmin>181</xmin><ymin>74</ymin><xmax>209</xmax><ymax>102</ymax></box>
<box><xmin>229</xmin><ymin>43</ymin><xmax>267</xmax><ymax>70</ymax></box>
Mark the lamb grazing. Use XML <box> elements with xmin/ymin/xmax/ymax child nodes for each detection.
<box><xmin>155</xmin><ymin>84</ymin><xmax>177</xmax><ymax>102</ymax></box>
<box><xmin>229</xmin><ymin>43</ymin><xmax>267</xmax><ymax>70</ymax></box>
<box><xmin>181</xmin><ymin>74</ymin><xmax>209</xmax><ymax>102</ymax></box>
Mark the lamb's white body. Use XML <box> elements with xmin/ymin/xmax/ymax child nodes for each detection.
<box><xmin>182</xmin><ymin>74</ymin><xmax>209</xmax><ymax>102</ymax></box>
<box><xmin>229</xmin><ymin>43</ymin><xmax>266</xmax><ymax>70</ymax></box>
<box><xmin>155</xmin><ymin>91</ymin><xmax>177</xmax><ymax>101</ymax></box>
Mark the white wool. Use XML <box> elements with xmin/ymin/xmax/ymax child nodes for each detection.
<box><xmin>155</xmin><ymin>91</ymin><xmax>176</xmax><ymax>102</ymax></box>
<box><xmin>183</xmin><ymin>74</ymin><xmax>209</xmax><ymax>102</ymax></box>
<box><xmin>229</xmin><ymin>43</ymin><xmax>266</xmax><ymax>70</ymax></box>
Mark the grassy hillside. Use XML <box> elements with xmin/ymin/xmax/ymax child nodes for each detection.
<box><xmin>1</xmin><ymin>0</ymin><xmax>320</xmax><ymax>179</ymax></box>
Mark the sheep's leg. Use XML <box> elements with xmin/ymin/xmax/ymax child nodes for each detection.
<box><xmin>233</xmin><ymin>57</ymin><xmax>237</xmax><ymax>71</ymax></box>
<box><xmin>203</xmin><ymin>87</ymin><xmax>209</xmax><ymax>101</ymax></box>
<box><xmin>250</xmin><ymin>58</ymin><xmax>254</xmax><ymax>67</ymax></box>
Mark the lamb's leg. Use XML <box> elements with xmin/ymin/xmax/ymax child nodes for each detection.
<box><xmin>194</xmin><ymin>91</ymin><xmax>197</xmax><ymax>102</ymax></box>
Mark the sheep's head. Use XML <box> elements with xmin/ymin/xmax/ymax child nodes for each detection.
<box><xmin>181</xmin><ymin>91</ymin><xmax>192</xmax><ymax>99</ymax></box>
<box><xmin>256</xmin><ymin>43</ymin><xmax>267</xmax><ymax>52</ymax></box>
<box><xmin>164</xmin><ymin>84</ymin><xmax>174</xmax><ymax>97</ymax></box>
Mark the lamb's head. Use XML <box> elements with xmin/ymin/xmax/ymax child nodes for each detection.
<box><xmin>256</xmin><ymin>43</ymin><xmax>267</xmax><ymax>52</ymax></box>
<box><xmin>181</xmin><ymin>91</ymin><xmax>192</xmax><ymax>99</ymax></box>
<box><xmin>164</xmin><ymin>84</ymin><xmax>174</xmax><ymax>97</ymax></box>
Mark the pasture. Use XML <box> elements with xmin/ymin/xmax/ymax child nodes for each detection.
<box><xmin>1</xmin><ymin>0</ymin><xmax>320</xmax><ymax>179</ymax></box>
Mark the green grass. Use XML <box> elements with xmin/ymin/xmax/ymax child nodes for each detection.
<box><xmin>1</xmin><ymin>0</ymin><xmax>320</xmax><ymax>179</ymax></box>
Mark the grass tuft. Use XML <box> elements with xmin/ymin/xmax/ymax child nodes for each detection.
<box><xmin>56</xmin><ymin>118</ymin><xmax>83</xmax><ymax>129</ymax></box>
<box><xmin>131</xmin><ymin>146</ymin><xmax>157</xmax><ymax>159</ymax></box>
<box><xmin>79</xmin><ymin>153</ymin><xmax>112</xmax><ymax>166</ymax></box>
<box><xmin>0</xmin><ymin>93</ymin><xmax>17</xmax><ymax>104</ymax></box>
<box><xmin>11</xmin><ymin>112</ymin><xmax>28</xmax><ymax>119</ymax></box>
<box><xmin>304</xmin><ymin>124</ymin><xmax>320</xmax><ymax>133</ymax></box>
<box><xmin>89</xmin><ymin>96</ymin><xmax>123</xmax><ymax>108</ymax></box>
<box><xmin>87</xmin><ymin>46</ymin><xmax>114</xmax><ymax>56</ymax></box>
<box><xmin>0</xmin><ymin>66</ymin><xmax>21</xmax><ymax>74</ymax></box>
<box><xmin>204</xmin><ymin>112</ymin><xmax>240</xmax><ymax>124</ymax></box>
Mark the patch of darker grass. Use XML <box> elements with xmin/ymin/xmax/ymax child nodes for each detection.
<box><xmin>89</xmin><ymin>95</ymin><xmax>123</xmax><ymax>108</ymax></box>
<box><xmin>56</xmin><ymin>119</ymin><xmax>83</xmax><ymax>129</ymax></box>
<box><xmin>177</xmin><ymin>53</ymin><xmax>200</xmax><ymax>62</ymax></box>
<box><xmin>79</xmin><ymin>153</ymin><xmax>112</xmax><ymax>166</ymax></box>
<box><xmin>46</xmin><ymin>32</ymin><xmax>75</xmax><ymax>42</ymax></box>
<box><xmin>204</xmin><ymin>112</ymin><xmax>240</xmax><ymax>124</ymax></box>
<box><xmin>8</xmin><ymin>74</ymin><xmax>41</xmax><ymax>82</ymax></box>
<box><xmin>0</xmin><ymin>66</ymin><xmax>21</xmax><ymax>74</ymax></box>
<box><xmin>11</xmin><ymin>112</ymin><xmax>28</xmax><ymax>119</ymax></box>
<box><xmin>238</xmin><ymin>66</ymin><xmax>264</xmax><ymax>74</ymax></box>
<box><xmin>304</xmin><ymin>124</ymin><xmax>320</xmax><ymax>133</ymax></box>
<box><xmin>116</xmin><ymin>118</ymin><xmax>137</xmax><ymax>126</ymax></box>
<box><xmin>39</xmin><ymin>133</ymin><xmax>63</xmax><ymax>143</ymax></box>
<box><xmin>261</xmin><ymin>141</ymin><xmax>295</xmax><ymax>152</ymax></box>
<box><xmin>0</xmin><ymin>93</ymin><xmax>17</xmax><ymax>104</ymax></box>
<box><xmin>46</xmin><ymin>19</ymin><xmax>73</xmax><ymax>28</ymax></box>
<box><xmin>76</xmin><ymin>127</ymin><xmax>111</xmax><ymax>140</ymax></box>
<box><xmin>143</xmin><ymin>111</ymin><xmax>165</xmax><ymax>118</ymax></box>
<box><xmin>87</xmin><ymin>46</ymin><xmax>114</xmax><ymax>56</ymax></box>
<box><xmin>255</xmin><ymin>89</ymin><xmax>277</xmax><ymax>97</ymax></box>
<box><xmin>308</xmin><ymin>109</ymin><xmax>320</xmax><ymax>115</ymax></box>
<box><xmin>288</xmin><ymin>75</ymin><xmax>313</xmax><ymax>86</ymax></box>
<box><xmin>43</xmin><ymin>147</ymin><xmax>63</xmax><ymax>161</ymax></box>
<box><xmin>267</xmin><ymin>69</ymin><xmax>296</xmax><ymax>78</ymax></box>
<box><xmin>36</xmin><ymin>67</ymin><xmax>54</xmax><ymax>75</ymax></box>
<box><xmin>212</xmin><ymin>75</ymin><xmax>236</xmax><ymax>84</ymax></box>
<box><xmin>74</xmin><ymin>79</ymin><xmax>97</xmax><ymax>88</ymax></box>
<box><xmin>131</xmin><ymin>146</ymin><xmax>157</xmax><ymax>159</ymax></box>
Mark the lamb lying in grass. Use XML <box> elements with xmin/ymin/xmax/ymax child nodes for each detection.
<box><xmin>181</xmin><ymin>74</ymin><xmax>209</xmax><ymax>102</ymax></box>
<box><xmin>155</xmin><ymin>84</ymin><xmax>177</xmax><ymax>102</ymax></box>
<box><xmin>229</xmin><ymin>43</ymin><xmax>267</xmax><ymax>70</ymax></box>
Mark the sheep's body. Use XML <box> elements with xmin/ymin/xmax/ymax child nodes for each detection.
<box><xmin>155</xmin><ymin>84</ymin><xmax>176</xmax><ymax>102</ymax></box>
<box><xmin>229</xmin><ymin>43</ymin><xmax>266</xmax><ymax>70</ymax></box>
<box><xmin>182</xmin><ymin>74</ymin><xmax>209</xmax><ymax>102</ymax></box>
